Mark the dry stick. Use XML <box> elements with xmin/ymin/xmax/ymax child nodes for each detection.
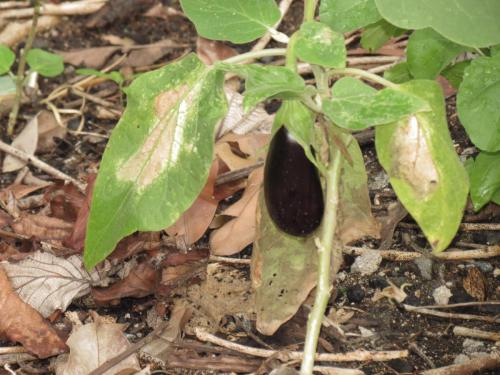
<box><xmin>0</xmin><ymin>140</ymin><xmax>85</xmax><ymax>192</ymax></box>
<box><xmin>0</xmin><ymin>0</ymin><xmax>106</xmax><ymax>18</ymax></box>
<box><xmin>419</xmin><ymin>351</ymin><xmax>500</xmax><ymax>375</ymax></box>
<box><xmin>416</xmin><ymin>301</ymin><xmax>500</xmax><ymax>310</ymax></box>
<box><xmin>312</xmin><ymin>366</ymin><xmax>364</xmax><ymax>375</ymax></box>
<box><xmin>453</xmin><ymin>326</ymin><xmax>500</xmax><ymax>341</ymax></box>
<box><xmin>195</xmin><ymin>328</ymin><xmax>407</xmax><ymax>362</ymax></box>
<box><xmin>0</xmin><ymin>347</ymin><xmax>27</xmax><ymax>355</ymax></box>
<box><xmin>215</xmin><ymin>162</ymin><xmax>264</xmax><ymax>186</ymax></box>
<box><xmin>7</xmin><ymin>0</ymin><xmax>40</xmax><ymax>136</ymax></box>
<box><xmin>403</xmin><ymin>304</ymin><xmax>498</xmax><ymax>323</ymax></box>
<box><xmin>209</xmin><ymin>255</ymin><xmax>252</xmax><ymax>265</ymax></box>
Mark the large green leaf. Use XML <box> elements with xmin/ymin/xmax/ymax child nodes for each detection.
<box><xmin>295</xmin><ymin>21</ymin><xmax>346</xmax><ymax>68</ymax></box>
<box><xmin>252</xmin><ymin>193</ymin><xmax>318</xmax><ymax>335</ymax></box>
<box><xmin>180</xmin><ymin>0</ymin><xmax>280</xmax><ymax>44</ymax></box>
<box><xmin>217</xmin><ymin>63</ymin><xmax>306</xmax><ymax>111</ymax></box>
<box><xmin>375</xmin><ymin>80</ymin><xmax>469</xmax><ymax>252</ymax></box>
<box><xmin>0</xmin><ymin>45</ymin><xmax>15</xmax><ymax>75</ymax></box>
<box><xmin>323</xmin><ymin>77</ymin><xmax>430</xmax><ymax>130</ymax></box>
<box><xmin>25</xmin><ymin>49</ymin><xmax>64</xmax><ymax>77</ymax></box>
<box><xmin>466</xmin><ymin>151</ymin><xmax>500</xmax><ymax>211</ymax></box>
<box><xmin>375</xmin><ymin>0</ymin><xmax>500</xmax><ymax>48</ymax></box>
<box><xmin>320</xmin><ymin>0</ymin><xmax>381</xmax><ymax>33</ymax></box>
<box><xmin>441</xmin><ymin>60</ymin><xmax>470</xmax><ymax>89</ymax></box>
<box><xmin>407</xmin><ymin>28</ymin><xmax>466</xmax><ymax>79</ymax></box>
<box><xmin>84</xmin><ymin>54</ymin><xmax>227</xmax><ymax>268</ymax></box>
<box><xmin>384</xmin><ymin>62</ymin><xmax>412</xmax><ymax>84</ymax></box>
<box><xmin>457</xmin><ymin>55</ymin><xmax>500</xmax><ymax>152</ymax></box>
<box><xmin>360</xmin><ymin>20</ymin><xmax>403</xmax><ymax>52</ymax></box>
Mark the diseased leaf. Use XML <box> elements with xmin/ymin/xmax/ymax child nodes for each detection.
<box><xmin>466</xmin><ymin>151</ymin><xmax>500</xmax><ymax>211</ymax></box>
<box><xmin>360</xmin><ymin>20</ymin><xmax>403</xmax><ymax>52</ymax></box>
<box><xmin>295</xmin><ymin>21</ymin><xmax>346</xmax><ymax>68</ymax></box>
<box><xmin>26</xmin><ymin>49</ymin><xmax>64</xmax><ymax>77</ymax></box>
<box><xmin>457</xmin><ymin>55</ymin><xmax>500</xmax><ymax>152</ymax></box>
<box><xmin>252</xmin><ymin>193</ymin><xmax>318</xmax><ymax>335</ymax></box>
<box><xmin>180</xmin><ymin>0</ymin><xmax>280</xmax><ymax>44</ymax></box>
<box><xmin>384</xmin><ymin>62</ymin><xmax>412</xmax><ymax>84</ymax></box>
<box><xmin>320</xmin><ymin>0</ymin><xmax>381</xmax><ymax>33</ymax></box>
<box><xmin>0</xmin><ymin>45</ymin><xmax>15</xmax><ymax>75</ymax></box>
<box><xmin>217</xmin><ymin>63</ymin><xmax>306</xmax><ymax>111</ymax></box>
<box><xmin>85</xmin><ymin>54</ymin><xmax>227</xmax><ymax>269</ymax></box>
<box><xmin>323</xmin><ymin>77</ymin><xmax>430</xmax><ymax>130</ymax></box>
<box><xmin>375</xmin><ymin>80</ymin><xmax>469</xmax><ymax>252</ymax></box>
<box><xmin>441</xmin><ymin>60</ymin><xmax>470</xmax><ymax>89</ymax></box>
<box><xmin>407</xmin><ymin>28</ymin><xmax>466</xmax><ymax>79</ymax></box>
<box><xmin>375</xmin><ymin>0</ymin><xmax>500</xmax><ymax>48</ymax></box>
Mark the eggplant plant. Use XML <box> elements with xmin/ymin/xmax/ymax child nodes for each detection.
<box><xmin>83</xmin><ymin>0</ymin><xmax>500</xmax><ymax>373</ymax></box>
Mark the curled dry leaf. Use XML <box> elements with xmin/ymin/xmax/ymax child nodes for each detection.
<box><xmin>11</xmin><ymin>214</ymin><xmax>73</xmax><ymax>240</ymax></box>
<box><xmin>2</xmin><ymin>251</ymin><xmax>106</xmax><ymax>317</ymax></box>
<box><xmin>210</xmin><ymin>168</ymin><xmax>263</xmax><ymax>256</ymax></box>
<box><xmin>0</xmin><ymin>266</ymin><xmax>67</xmax><ymax>358</ymax></box>
<box><xmin>3</xmin><ymin>114</ymin><xmax>38</xmax><ymax>173</ymax></box>
<box><xmin>372</xmin><ymin>280</ymin><xmax>408</xmax><ymax>303</ymax></box>
<box><xmin>463</xmin><ymin>267</ymin><xmax>487</xmax><ymax>301</ymax></box>
<box><xmin>55</xmin><ymin>314</ymin><xmax>140</xmax><ymax>375</ymax></box>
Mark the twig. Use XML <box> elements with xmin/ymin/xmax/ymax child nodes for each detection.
<box><xmin>419</xmin><ymin>351</ymin><xmax>500</xmax><ymax>375</ymax></box>
<box><xmin>347</xmin><ymin>56</ymin><xmax>400</xmax><ymax>65</ymax></box>
<box><xmin>195</xmin><ymin>328</ymin><xmax>408</xmax><ymax>362</ymax></box>
<box><xmin>0</xmin><ymin>140</ymin><xmax>85</xmax><ymax>192</ymax></box>
<box><xmin>312</xmin><ymin>366</ymin><xmax>364</xmax><ymax>375</ymax></box>
<box><xmin>403</xmin><ymin>304</ymin><xmax>499</xmax><ymax>323</ymax></box>
<box><xmin>0</xmin><ymin>347</ymin><xmax>27</xmax><ymax>355</ymax></box>
<box><xmin>215</xmin><ymin>162</ymin><xmax>264</xmax><ymax>186</ymax></box>
<box><xmin>209</xmin><ymin>255</ymin><xmax>251</xmax><ymax>265</ymax></box>
<box><xmin>416</xmin><ymin>301</ymin><xmax>500</xmax><ymax>310</ymax></box>
<box><xmin>453</xmin><ymin>326</ymin><xmax>500</xmax><ymax>341</ymax></box>
<box><xmin>409</xmin><ymin>343</ymin><xmax>435</xmax><ymax>369</ymax></box>
<box><xmin>0</xmin><ymin>0</ymin><xmax>106</xmax><ymax>18</ymax></box>
<box><xmin>7</xmin><ymin>0</ymin><xmax>40</xmax><ymax>136</ymax></box>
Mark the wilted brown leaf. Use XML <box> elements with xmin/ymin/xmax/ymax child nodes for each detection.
<box><xmin>59</xmin><ymin>46</ymin><xmax>120</xmax><ymax>69</ymax></box>
<box><xmin>37</xmin><ymin>110</ymin><xmax>67</xmax><ymax>152</ymax></box>
<box><xmin>210</xmin><ymin>168</ymin><xmax>263</xmax><ymax>256</ymax></box>
<box><xmin>3</xmin><ymin>115</ymin><xmax>38</xmax><ymax>172</ymax></box>
<box><xmin>11</xmin><ymin>214</ymin><xmax>73</xmax><ymax>241</ymax></box>
<box><xmin>463</xmin><ymin>267</ymin><xmax>487</xmax><ymax>301</ymax></box>
<box><xmin>0</xmin><ymin>266</ymin><xmax>67</xmax><ymax>358</ymax></box>
<box><xmin>377</xmin><ymin>201</ymin><xmax>407</xmax><ymax>249</ymax></box>
<box><xmin>196</xmin><ymin>37</ymin><xmax>237</xmax><ymax>65</ymax></box>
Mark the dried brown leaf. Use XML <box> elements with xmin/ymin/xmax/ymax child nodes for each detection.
<box><xmin>196</xmin><ymin>37</ymin><xmax>237</xmax><ymax>65</ymax></box>
<box><xmin>37</xmin><ymin>110</ymin><xmax>67</xmax><ymax>152</ymax></box>
<box><xmin>11</xmin><ymin>214</ymin><xmax>73</xmax><ymax>241</ymax></box>
<box><xmin>463</xmin><ymin>267</ymin><xmax>487</xmax><ymax>301</ymax></box>
<box><xmin>3</xmin><ymin>115</ymin><xmax>38</xmax><ymax>172</ymax></box>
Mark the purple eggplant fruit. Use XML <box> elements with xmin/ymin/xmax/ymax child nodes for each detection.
<box><xmin>264</xmin><ymin>126</ymin><xmax>324</xmax><ymax>236</ymax></box>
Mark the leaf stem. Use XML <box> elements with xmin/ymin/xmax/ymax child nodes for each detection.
<box><xmin>300</xmin><ymin>143</ymin><xmax>342</xmax><ymax>375</ymax></box>
<box><xmin>7</xmin><ymin>0</ymin><xmax>40</xmax><ymax>136</ymax></box>
<box><xmin>222</xmin><ymin>48</ymin><xmax>287</xmax><ymax>65</ymax></box>
<box><xmin>329</xmin><ymin>67</ymin><xmax>398</xmax><ymax>89</ymax></box>
<box><xmin>304</xmin><ymin>0</ymin><xmax>318</xmax><ymax>22</ymax></box>
<box><xmin>285</xmin><ymin>33</ymin><xmax>298</xmax><ymax>72</ymax></box>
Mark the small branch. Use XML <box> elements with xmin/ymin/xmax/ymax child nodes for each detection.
<box><xmin>453</xmin><ymin>326</ymin><xmax>500</xmax><ymax>341</ymax></box>
<box><xmin>209</xmin><ymin>256</ymin><xmax>251</xmax><ymax>265</ymax></box>
<box><xmin>419</xmin><ymin>351</ymin><xmax>500</xmax><ymax>375</ymax></box>
<box><xmin>403</xmin><ymin>304</ymin><xmax>498</xmax><ymax>323</ymax></box>
<box><xmin>0</xmin><ymin>140</ymin><xmax>85</xmax><ymax>191</ymax></box>
<box><xmin>329</xmin><ymin>67</ymin><xmax>398</xmax><ymax>89</ymax></box>
<box><xmin>7</xmin><ymin>0</ymin><xmax>40</xmax><ymax>136</ymax></box>
<box><xmin>195</xmin><ymin>328</ymin><xmax>407</xmax><ymax>362</ymax></box>
<box><xmin>215</xmin><ymin>162</ymin><xmax>264</xmax><ymax>186</ymax></box>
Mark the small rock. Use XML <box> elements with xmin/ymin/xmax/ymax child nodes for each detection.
<box><xmin>463</xmin><ymin>338</ymin><xmax>485</xmax><ymax>355</ymax></box>
<box><xmin>493</xmin><ymin>268</ymin><xmax>500</xmax><ymax>278</ymax></box>
<box><xmin>346</xmin><ymin>285</ymin><xmax>365</xmax><ymax>303</ymax></box>
<box><xmin>351</xmin><ymin>250</ymin><xmax>382</xmax><ymax>276</ymax></box>
<box><xmin>369</xmin><ymin>275</ymin><xmax>389</xmax><ymax>289</ymax></box>
<box><xmin>359</xmin><ymin>326</ymin><xmax>374</xmax><ymax>337</ymax></box>
<box><xmin>337</xmin><ymin>271</ymin><xmax>347</xmax><ymax>282</ymax></box>
<box><xmin>470</xmin><ymin>261</ymin><xmax>493</xmax><ymax>273</ymax></box>
<box><xmin>433</xmin><ymin>285</ymin><xmax>452</xmax><ymax>305</ymax></box>
<box><xmin>414</xmin><ymin>257</ymin><xmax>433</xmax><ymax>280</ymax></box>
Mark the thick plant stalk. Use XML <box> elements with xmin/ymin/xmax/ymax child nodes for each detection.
<box><xmin>300</xmin><ymin>146</ymin><xmax>343</xmax><ymax>375</ymax></box>
<box><xmin>304</xmin><ymin>0</ymin><xmax>318</xmax><ymax>22</ymax></box>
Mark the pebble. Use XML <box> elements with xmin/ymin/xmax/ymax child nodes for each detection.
<box><xmin>346</xmin><ymin>285</ymin><xmax>365</xmax><ymax>303</ymax></box>
<box><xmin>351</xmin><ymin>250</ymin><xmax>382</xmax><ymax>275</ymax></box>
<box><xmin>414</xmin><ymin>257</ymin><xmax>433</xmax><ymax>280</ymax></box>
<box><xmin>463</xmin><ymin>338</ymin><xmax>485</xmax><ymax>354</ymax></box>
<box><xmin>432</xmin><ymin>285</ymin><xmax>452</xmax><ymax>305</ymax></box>
<box><xmin>470</xmin><ymin>261</ymin><xmax>493</xmax><ymax>273</ymax></box>
<box><xmin>493</xmin><ymin>268</ymin><xmax>500</xmax><ymax>278</ymax></box>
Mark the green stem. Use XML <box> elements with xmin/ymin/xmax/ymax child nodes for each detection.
<box><xmin>222</xmin><ymin>48</ymin><xmax>287</xmax><ymax>64</ymax></box>
<box><xmin>329</xmin><ymin>67</ymin><xmax>398</xmax><ymax>89</ymax></box>
<box><xmin>300</xmin><ymin>144</ymin><xmax>342</xmax><ymax>375</ymax></box>
<box><xmin>7</xmin><ymin>0</ymin><xmax>41</xmax><ymax>136</ymax></box>
<box><xmin>285</xmin><ymin>33</ymin><xmax>298</xmax><ymax>72</ymax></box>
<box><xmin>304</xmin><ymin>0</ymin><xmax>318</xmax><ymax>22</ymax></box>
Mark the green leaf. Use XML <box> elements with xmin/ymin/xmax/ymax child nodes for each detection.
<box><xmin>375</xmin><ymin>0</ymin><xmax>500</xmax><ymax>48</ymax></box>
<box><xmin>466</xmin><ymin>151</ymin><xmax>500</xmax><ymax>211</ymax></box>
<box><xmin>0</xmin><ymin>75</ymin><xmax>16</xmax><ymax>94</ymax></box>
<box><xmin>457</xmin><ymin>55</ymin><xmax>500</xmax><ymax>152</ymax></box>
<box><xmin>492</xmin><ymin>189</ymin><xmax>500</xmax><ymax>205</ymax></box>
<box><xmin>441</xmin><ymin>60</ymin><xmax>470</xmax><ymax>89</ymax></box>
<box><xmin>384</xmin><ymin>62</ymin><xmax>412</xmax><ymax>84</ymax></box>
<box><xmin>76</xmin><ymin>68</ymin><xmax>124</xmax><ymax>85</ymax></box>
<box><xmin>320</xmin><ymin>0</ymin><xmax>381</xmax><ymax>33</ymax></box>
<box><xmin>84</xmin><ymin>54</ymin><xmax>227</xmax><ymax>269</ymax></box>
<box><xmin>0</xmin><ymin>45</ymin><xmax>15</xmax><ymax>75</ymax></box>
<box><xmin>217</xmin><ymin>63</ymin><xmax>306</xmax><ymax>111</ymax></box>
<box><xmin>25</xmin><ymin>49</ymin><xmax>64</xmax><ymax>77</ymax></box>
<box><xmin>407</xmin><ymin>28</ymin><xmax>466</xmax><ymax>79</ymax></box>
<box><xmin>180</xmin><ymin>0</ymin><xmax>280</xmax><ymax>44</ymax></box>
<box><xmin>491</xmin><ymin>44</ymin><xmax>500</xmax><ymax>56</ymax></box>
<box><xmin>253</xmin><ymin>192</ymin><xmax>318</xmax><ymax>335</ymax></box>
<box><xmin>360</xmin><ymin>20</ymin><xmax>403</xmax><ymax>52</ymax></box>
<box><xmin>295</xmin><ymin>21</ymin><xmax>346</xmax><ymax>68</ymax></box>
<box><xmin>375</xmin><ymin>80</ymin><xmax>469</xmax><ymax>252</ymax></box>
<box><xmin>323</xmin><ymin>77</ymin><xmax>430</xmax><ymax>130</ymax></box>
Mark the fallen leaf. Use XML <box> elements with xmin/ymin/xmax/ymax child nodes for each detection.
<box><xmin>55</xmin><ymin>314</ymin><xmax>140</xmax><ymax>375</ymax></box>
<box><xmin>196</xmin><ymin>37</ymin><xmax>237</xmax><ymax>65</ymax></box>
<box><xmin>210</xmin><ymin>168</ymin><xmax>263</xmax><ymax>256</ymax></box>
<box><xmin>45</xmin><ymin>181</ymin><xmax>86</xmax><ymax>222</ymax></box>
<box><xmin>3</xmin><ymin>115</ymin><xmax>38</xmax><ymax>172</ymax></box>
<box><xmin>372</xmin><ymin>281</ymin><xmax>407</xmax><ymax>303</ymax></box>
<box><xmin>37</xmin><ymin>110</ymin><xmax>67</xmax><ymax>152</ymax></box>
<box><xmin>2</xmin><ymin>251</ymin><xmax>106</xmax><ymax>317</ymax></box>
<box><xmin>0</xmin><ymin>266</ymin><xmax>67</xmax><ymax>358</ymax></box>
<box><xmin>59</xmin><ymin>46</ymin><xmax>120</xmax><ymax>69</ymax></box>
<box><xmin>11</xmin><ymin>214</ymin><xmax>73</xmax><ymax>240</ymax></box>
<box><xmin>101</xmin><ymin>34</ymin><xmax>135</xmax><ymax>47</ymax></box>
<box><xmin>463</xmin><ymin>267</ymin><xmax>487</xmax><ymax>301</ymax></box>
<box><xmin>377</xmin><ymin>201</ymin><xmax>408</xmax><ymax>249</ymax></box>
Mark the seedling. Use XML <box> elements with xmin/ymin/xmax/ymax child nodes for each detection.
<box><xmin>83</xmin><ymin>0</ymin><xmax>500</xmax><ymax>373</ymax></box>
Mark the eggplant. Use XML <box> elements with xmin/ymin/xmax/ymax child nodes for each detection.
<box><xmin>264</xmin><ymin>126</ymin><xmax>324</xmax><ymax>236</ymax></box>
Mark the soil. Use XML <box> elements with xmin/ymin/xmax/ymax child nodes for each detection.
<box><xmin>0</xmin><ymin>1</ymin><xmax>498</xmax><ymax>374</ymax></box>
